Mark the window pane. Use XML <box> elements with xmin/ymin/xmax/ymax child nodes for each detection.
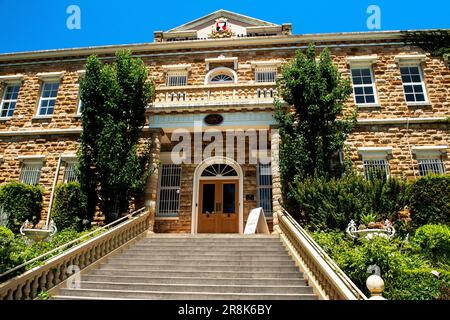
<box><xmin>223</xmin><ymin>183</ymin><xmax>236</xmax><ymax>214</ymax></box>
<box><xmin>366</xmin><ymin>95</ymin><xmax>375</xmax><ymax>103</ymax></box>
<box><xmin>202</xmin><ymin>184</ymin><xmax>215</xmax><ymax>214</ymax></box>
<box><xmin>405</xmin><ymin>94</ymin><xmax>416</xmax><ymax>102</ymax></box>
<box><xmin>415</xmin><ymin>94</ymin><xmax>425</xmax><ymax>101</ymax></box>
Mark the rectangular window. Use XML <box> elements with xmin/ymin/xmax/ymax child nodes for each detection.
<box><xmin>63</xmin><ymin>162</ymin><xmax>78</xmax><ymax>183</ymax></box>
<box><xmin>351</xmin><ymin>68</ymin><xmax>377</xmax><ymax>105</ymax></box>
<box><xmin>166</xmin><ymin>74</ymin><xmax>187</xmax><ymax>86</ymax></box>
<box><xmin>38</xmin><ymin>82</ymin><xmax>59</xmax><ymax>116</ymax></box>
<box><xmin>156</xmin><ymin>164</ymin><xmax>182</xmax><ymax>217</ymax></box>
<box><xmin>418</xmin><ymin>158</ymin><xmax>445</xmax><ymax>176</ymax></box>
<box><xmin>0</xmin><ymin>84</ymin><xmax>20</xmax><ymax>118</ymax></box>
<box><xmin>400</xmin><ymin>66</ymin><xmax>427</xmax><ymax>103</ymax></box>
<box><xmin>19</xmin><ymin>163</ymin><xmax>42</xmax><ymax>185</ymax></box>
<box><xmin>363</xmin><ymin>159</ymin><xmax>389</xmax><ymax>180</ymax></box>
<box><xmin>255</xmin><ymin>71</ymin><xmax>277</xmax><ymax>83</ymax></box>
<box><xmin>257</xmin><ymin>163</ymin><xmax>273</xmax><ymax>218</ymax></box>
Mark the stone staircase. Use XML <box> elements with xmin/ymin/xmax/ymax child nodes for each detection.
<box><xmin>53</xmin><ymin>234</ymin><xmax>317</xmax><ymax>300</ymax></box>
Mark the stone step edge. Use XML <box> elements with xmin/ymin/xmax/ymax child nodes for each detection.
<box><xmin>81</xmin><ymin>275</ymin><xmax>305</xmax><ymax>282</ymax></box>
<box><xmin>92</xmin><ymin>268</ymin><xmax>301</xmax><ymax>275</ymax></box>
<box><xmin>78</xmin><ymin>281</ymin><xmax>309</xmax><ymax>289</ymax></box>
<box><xmin>58</xmin><ymin>288</ymin><xmax>314</xmax><ymax>297</ymax></box>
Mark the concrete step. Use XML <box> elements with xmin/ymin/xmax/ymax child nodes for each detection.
<box><xmin>122</xmin><ymin>248</ymin><xmax>286</xmax><ymax>255</ymax></box>
<box><xmin>76</xmin><ymin>281</ymin><xmax>313</xmax><ymax>294</ymax></box>
<box><xmin>88</xmin><ymin>268</ymin><xmax>302</xmax><ymax>279</ymax></box>
<box><xmin>104</xmin><ymin>258</ymin><xmax>296</xmax><ymax>267</ymax></box>
<box><xmin>140</xmin><ymin>239</ymin><xmax>281</xmax><ymax>244</ymax></box>
<box><xmin>115</xmin><ymin>253</ymin><xmax>292</xmax><ymax>261</ymax></box>
<box><xmin>145</xmin><ymin>234</ymin><xmax>279</xmax><ymax>239</ymax></box>
<box><xmin>98</xmin><ymin>263</ymin><xmax>298</xmax><ymax>272</ymax></box>
<box><xmin>130</xmin><ymin>243</ymin><xmax>284</xmax><ymax>250</ymax></box>
<box><xmin>55</xmin><ymin>288</ymin><xmax>317</xmax><ymax>300</ymax></box>
<box><xmin>80</xmin><ymin>274</ymin><xmax>307</xmax><ymax>286</ymax></box>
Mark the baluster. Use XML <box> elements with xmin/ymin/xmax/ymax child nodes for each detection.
<box><xmin>39</xmin><ymin>272</ymin><xmax>48</xmax><ymax>292</ymax></box>
<box><xmin>79</xmin><ymin>253</ymin><xmax>86</xmax><ymax>269</ymax></box>
<box><xmin>22</xmin><ymin>279</ymin><xmax>32</xmax><ymax>300</ymax></box>
<box><xmin>85</xmin><ymin>249</ymin><xmax>92</xmax><ymax>265</ymax></box>
<box><xmin>46</xmin><ymin>269</ymin><xmax>54</xmax><ymax>289</ymax></box>
<box><xmin>6</xmin><ymin>288</ymin><xmax>14</xmax><ymax>300</ymax></box>
<box><xmin>14</xmin><ymin>284</ymin><xmax>23</xmax><ymax>300</ymax></box>
<box><xmin>54</xmin><ymin>266</ymin><xmax>61</xmax><ymax>285</ymax></box>
<box><xmin>30</xmin><ymin>277</ymin><xmax>39</xmax><ymax>299</ymax></box>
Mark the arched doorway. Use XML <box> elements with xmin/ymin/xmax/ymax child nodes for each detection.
<box><xmin>191</xmin><ymin>157</ymin><xmax>243</xmax><ymax>234</ymax></box>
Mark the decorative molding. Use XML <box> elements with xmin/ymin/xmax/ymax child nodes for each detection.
<box><xmin>394</xmin><ymin>54</ymin><xmax>427</xmax><ymax>64</ymax></box>
<box><xmin>161</xmin><ymin>64</ymin><xmax>192</xmax><ymax>72</ymax></box>
<box><xmin>358</xmin><ymin>147</ymin><xmax>393</xmax><ymax>159</ymax></box>
<box><xmin>411</xmin><ymin>145</ymin><xmax>448</xmax><ymax>156</ymax></box>
<box><xmin>17</xmin><ymin>155</ymin><xmax>46</xmax><ymax>163</ymax></box>
<box><xmin>61</xmin><ymin>153</ymin><xmax>77</xmax><ymax>161</ymax></box>
<box><xmin>0</xmin><ymin>74</ymin><xmax>24</xmax><ymax>84</ymax></box>
<box><xmin>356</xmin><ymin>117</ymin><xmax>448</xmax><ymax>125</ymax></box>
<box><xmin>347</xmin><ymin>55</ymin><xmax>378</xmax><ymax>67</ymax></box>
<box><xmin>205</xmin><ymin>55</ymin><xmax>238</xmax><ymax>70</ymax></box>
<box><xmin>204</xmin><ymin>66</ymin><xmax>238</xmax><ymax>85</ymax></box>
<box><xmin>251</xmin><ymin>60</ymin><xmax>283</xmax><ymax>69</ymax></box>
<box><xmin>37</xmin><ymin>71</ymin><xmax>64</xmax><ymax>81</ymax></box>
<box><xmin>76</xmin><ymin>70</ymin><xmax>86</xmax><ymax>77</ymax></box>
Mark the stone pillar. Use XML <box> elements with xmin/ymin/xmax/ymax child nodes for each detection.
<box><xmin>144</xmin><ymin>128</ymin><xmax>163</xmax><ymax>233</ymax></box>
<box><xmin>270</xmin><ymin>126</ymin><xmax>282</xmax><ymax>234</ymax></box>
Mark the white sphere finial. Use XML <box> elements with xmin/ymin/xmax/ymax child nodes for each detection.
<box><xmin>366</xmin><ymin>274</ymin><xmax>386</xmax><ymax>300</ymax></box>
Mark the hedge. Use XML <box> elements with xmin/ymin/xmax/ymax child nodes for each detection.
<box><xmin>0</xmin><ymin>182</ymin><xmax>44</xmax><ymax>233</ymax></box>
<box><xmin>51</xmin><ymin>182</ymin><xmax>90</xmax><ymax>232</ymax></box>
<box><xmin>409</xmin><ymin>175</ymin><xmax>450</xmax><ymax>227</ymax></box>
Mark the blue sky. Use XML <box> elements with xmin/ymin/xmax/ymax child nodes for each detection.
<box><xmin>0</xmin><ymin>0</ymin><xmax>449</xmax><ymax>54</ymax></box>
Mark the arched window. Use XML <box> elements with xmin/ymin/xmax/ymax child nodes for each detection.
<box><xmin>201</xmin><ymin>164</ymin><xmax>238</xmax><ymax>177</ymax></box>
<box><xmin>205</xmin><ymin>67</ymin><xmax>237</xmax><ymax>85</ymax></box>
<box><xmin>210</xmin><ymin>74</ymin><xmax>233</xmax><ymax>83</ymax></box>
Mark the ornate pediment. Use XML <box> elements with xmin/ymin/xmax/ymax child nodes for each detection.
<box><xmin>154</xmin><ymin>9</ymin><xmax>291</xmax><ymax>42</ymax></box>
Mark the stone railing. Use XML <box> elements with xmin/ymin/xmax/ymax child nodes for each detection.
<box><xmin>0</xmin><ymin>207</ymin><xmax>149</xmax><ymax>300</ymax></box>
<box><xmin>152</xmin><ymin>83</ymin><xmax>277</xmax><ymax>106</ymax></box>
<box><xmin>276</xmin><ymin>208</ymin><xmax>367</xmax><ymax>300</ymax></box>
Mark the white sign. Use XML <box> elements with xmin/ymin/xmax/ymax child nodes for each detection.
<box><xmin>244</xmin><ymin>207</ymin><xmax>270</xmax><ymax>234</ymax></box>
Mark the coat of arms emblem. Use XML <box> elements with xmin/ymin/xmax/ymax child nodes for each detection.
<box><xmin>210</xmin><ymin>18</ymin><xmax>234</xmax><ymax>38</ymax></box>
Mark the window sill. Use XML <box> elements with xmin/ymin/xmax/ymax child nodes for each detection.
<box><xmin>155</xmin><ymin>217</ymin><xmax>179</xmax><ymax>220</ymax></box>
<box><xmin>406</xmin><ymin>102</ymin><xmax>432</xmax><ymax>107</ymax></box>
<box><xmin>73</xmin><ymin>114</ymin><xmax>81</xmax><ymax>118</ymax></box>
<box><xmin>32</xmin><ymin>115</ymin><xmax>53</xmax><ymax>120</ymax></box>
<box><xmin>0</xmin><ymin>117</ymin><xmax>13</xmax><ymax>121</ymax></box>
<box><xmin>356</xmin><ymin>103</ymin><xmax>381</xmax><ymax>108</ymax></box>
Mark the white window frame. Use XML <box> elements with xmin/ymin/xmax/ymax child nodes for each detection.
<box><xmin>37</xmin><ymin>81</ymin><xmax>60</xmax><ymax>117</ymax></box>
<box><xmin>166</xmin><ymin>71</ymin><xmax>188</xmax><ymax>87</ymax></box>
<box><xmin>399</xmin><ymin>64</ymin><xmax>428</xmax><ymax>104</ymax></box>
<box><xmin>412</xmin><ymin>145</ymin><xmax>447</xmax><ymax>176</ymax></box>
<box><xmin>0</xmin><ymin>84</ymin><xmax>20</xmax><ymax>119</ymax></box>
<box><xmin>358</xmin><ymin>147</ymin><xmax>392</xmax><ymax>180</ymax></box>
<box><xmin>204</xmin><ymin>67</ymin><xmax>238</xmax><ymax>85</ymax></box>
<box><xmin>63</xmin><ymin>161</ymin><xmax>78</xmax><ymax>183</ymax></box>
<box><xmin>256</xmin><ymin>163</ymin><xmax>273</xmax><ymax>219</ymax></box>
<box><xmin>156</xmin><ymin>164</ymin><xmax>182</xmax><ymax>218</ymax></box>
<box><xmin>347</xmin><ymin>55</ymin><xmax>379</xmax><ymax>107</ymax></box>
<box><xmin>350</xmin><ymin>67</ymin><xmax>378</xmax><ymax>106</ymax></box>
<box><xmin>18</xmin><ymin>156</ymin><xmax>44</xmax><ymax>185</ymax></box>
<box><xmin>395</xmin><ymin>55</ymin><xmax>428</xmax><ymax>105</ymax></box>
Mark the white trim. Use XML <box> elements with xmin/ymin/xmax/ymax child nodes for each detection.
<box><xmin>191</xmin><ymin>156</ymin><xmax>244</xmax><ymax>234</ymax></box>
<box><xmin>350</xmin><ymin>66</ymin><xmax>379</xmax><ymax>106</ymax></box>
<box><xmin>205</xmin><ymin>56</ymin><xmax>238</xmax><ymax>70</ymax></box>
<box><xmin>412</xmin><ymin>145</ymin><xmax>448</xmax><ymax>156</ymax></box>
<box><xmin>0</xmin><ymin>74</ymin><xmax>24</xmax><ymax>84</ymax></box>
<box><xmin>400</xmin><ymin>64</ymin><xmax>429</xmax><ymax>104</ymax></box>
<box><xmin>17</xmin><ymin>155</ymin><xmax>45</xmax><ymax>163</ymax></box>
<box><xmin>204</xmin><ymin>67</ymin><xmax>238</xmax><ymax>85</ymax></box>
<box><xmin>76</xmin><ymin>70</ymin><xmax>86</xmax><ymax>77</ymax></box>
<box><xmin>346</xmin><ymin>55</ymin><xmax>378</xmax><ymax>67</ymax></box>
<box><xmin>162</xmin><ymin>64</ymin><xmax>192</xmax><ymax>71</ymax></box>
<box><xmin>395</xmin><ymin>54</ymin><xmax>427</xmax><ymax>64</ymax></box>
<box><xmin>356</xmin><ymin>117</ymin><xmax>447</xmax><ymax>125</ymax></box>
<box><xmin>61</xmin><ymin>153</ymin><xmax>77</xmax><ymax>161</ymax></box>
<box><xmin>358</xmin><ymin>147</ymin><xmax>393</xmax><ymax>160</ymax></box>
<box><xmin>251</xmin><ymin>60</ymin><xmax>283</xmax><ymax>68</ymax></box>
<box><xmin>36</xmin><ymin>71</ymin><xmax>65</xmax><ymax>81</ymax></box>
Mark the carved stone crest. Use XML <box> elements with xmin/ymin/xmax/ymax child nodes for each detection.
<box><xmin>209</xmin><ymin>18</ymin><xmax>235</xmax><ymax>39</ymax></box>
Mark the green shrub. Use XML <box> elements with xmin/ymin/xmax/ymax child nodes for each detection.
<box><xmin>292</xmin><ymin>174</ymin><xmax>408</xmax><ymax>231</ymax></box>
<box><xmin>51</xmin><ymin>182</ymin><xmax>90</xmax><ymax>231</ymax></box>
<box><xmin>409</xmin><ymin>175</ymin><xmax>450</xmax><ymax>227</ymax></box>
<box><xmin>0</xmin><ymin>226</ymin><xmax>15</xmax><ymax>272</ymax></box>
<box><xmin>388</xmin><ymin>269</ymin><xmax>450</xmax><ymax>300</ymax></box>
<box><xmin>0</xmin><ymin>182</ymin><xmax>44</xmax><ymax>233</ymax></box>
<box><xmin>412</xmin><ymin>224</ymin><xmax>450</xmax><ymax>264</ymax></box>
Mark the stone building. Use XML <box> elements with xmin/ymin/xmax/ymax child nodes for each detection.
<box><xmin>0</xmin><ymin>10</ymin><xmax>448</xmax><ymax>233</ymax></box>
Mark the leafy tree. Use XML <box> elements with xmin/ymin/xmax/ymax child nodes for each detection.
<box><xmin>402</xmin><ymin>30</ymin><xmax>450</xmax><ymax>58</ymax></box>
<box><xmin>274</xmin><ymin>44</ymin><xmax>356</xmax><ymax>209</ymax></box>
<box><xmin>78</xmin><ymin>50</ymin><xmax>155</xmax><ymax>223</ymax></box>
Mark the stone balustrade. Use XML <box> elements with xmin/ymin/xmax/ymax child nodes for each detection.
<box><xmin>152</xmin><ymin>83</ymin><xmax>277</xmax><ymax>106</ymax></box>
<box><xmin>276</xmin><ymin>208</ymin><xmax>367</xmax><ymax>300</ymax></box>
<box><xmin>0</xmin><ymin>208</ymin><xmax>150</xmax><ymax>300</ymax></box>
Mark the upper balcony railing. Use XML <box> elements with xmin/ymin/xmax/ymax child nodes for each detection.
<box><xmin>151</xmin><ymin>83</ymin><xmax>277</xmax><ymax>107</ymax></box>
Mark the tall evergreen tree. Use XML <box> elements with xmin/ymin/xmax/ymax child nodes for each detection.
<box><xmin>78</xmin><ymin>50</ymin><xmax>155</xmax><ymax>223</ymax></box>
<box><xmin>274</xmin><ymin>44</ymin><xmax>356</xmax><ymax>206</ymax></box>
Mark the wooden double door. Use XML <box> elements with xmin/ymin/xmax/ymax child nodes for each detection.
<box><xmin>198</xmin><ymin>180</ymin><xmax>239</xmax><ymax>233</ymax></box>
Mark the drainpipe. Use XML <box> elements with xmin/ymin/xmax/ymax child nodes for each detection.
<box><xmin>45</xmin><ymin>155</ymin><xmax>62</xmax><ymax>229</ymax></box>
<box><xmin>405</xmin><ymin>117</ymin><xmax>417</xmax><ymax>179</ymax></box>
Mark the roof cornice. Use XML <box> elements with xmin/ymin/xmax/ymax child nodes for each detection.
<box><xmin>0</xmin><ymin>30</ymin><xmax>411</xmax><ymax>63</ymax></box>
